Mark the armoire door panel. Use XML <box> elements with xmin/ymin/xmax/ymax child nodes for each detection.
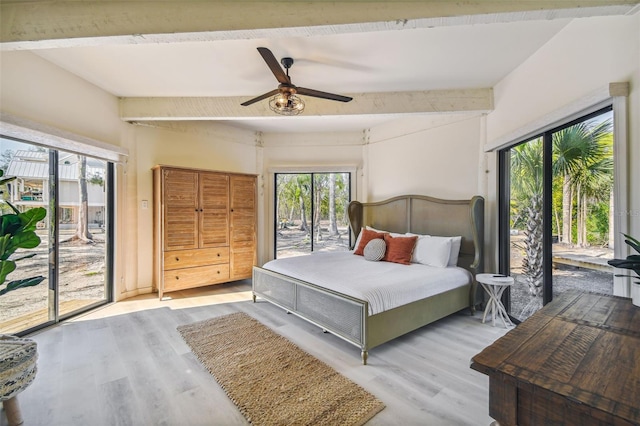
<box><xmin>230</xmin><ymin>240</ymin><xmax>256</xmax><ymax>280</ymax></box>
<box><xmin>230</xmin><ymin>209</ymin><xmax>256</xmax><ymax>243</ymax></box>
<box><xmin>163</xmin><ymin>169</ymin><xmax>199</xmax><ymax>250</ymax></box>
<box><xmin>199</xmin><ymin>172</ymin><xmax>230</xmax><ymax>247</ymax></box>
<box><xmin>230</xmin><ymin>175</ymin><xmax>257</xmax><ymax>244</ymax></box>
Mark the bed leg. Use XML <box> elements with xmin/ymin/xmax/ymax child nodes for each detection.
<box><xmin>361</xmin><ymin>350</ymin><xmax>368</xmax><ymax>365</ymax></box>
<box><xmin>252</xmin><ymin>293</ymin><xmax>257</xmax><ymax>303</ymax></box>
<box><xmin>470</xmin><ymin>305</ymin><xmax>476</xmax><ymax>316</ymax></box>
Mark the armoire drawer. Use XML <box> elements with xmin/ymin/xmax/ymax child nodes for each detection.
<box><xmin>163</xmin><ymin>264</ymin><xmax>230</xmax><ymax>291</ymax></box>
<box><xmin>164</xmin><ymin>247</ymin><xmax>230</xmax><ymax>270</ymax></box>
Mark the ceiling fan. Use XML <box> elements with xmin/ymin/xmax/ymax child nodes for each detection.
<box><xmin>241</xmin><ymin>47</ymin><xmax>352</xmax><ymax>115</ymax></box>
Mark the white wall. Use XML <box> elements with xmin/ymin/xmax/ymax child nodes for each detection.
<box><xmin>1</xmin><ymin>51</ymin><xmax>124</xmax><ymax>146</ymax></box>
<box><xmin>366</xmin><ymin>114</ymin><xmax>484</xmax><ymax>201</ymax></box>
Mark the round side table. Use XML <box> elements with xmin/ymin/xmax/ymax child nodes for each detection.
<box><xmin>0</xmin><ymin>335</ymin><xmax>38</xmax><ymax>426</ymax></box>
<box><xmin>476</xmin><ymin>273</ymin><xmax>514</xmax><ymax>328</ymax></box>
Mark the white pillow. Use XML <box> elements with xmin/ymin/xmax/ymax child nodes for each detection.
<box><xmin>407</xmin><ymin>233</ymin><xmax>462</xmax><ymax>266</ymax></box>
<box><xmin>447</xmin><ymin>236</ymin><xmax>462</xmax><ymax>266</ymax></box>
<box><xmin>411</xmin><ymin>235</ymin><xmax>451</xmax><ymax>267</ymax></box>
<box><xmin>352</xmin><ymin>227</ymin><xmax>365</xmax><ymax>251</ymax></box>
<box><xmin>366</xmin><ymin>226</ymin><xmax>403</xmax><ymax>237</ymax></box>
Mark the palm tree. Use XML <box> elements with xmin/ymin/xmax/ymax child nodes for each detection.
<box><xmin>552</xmin><ymin>119</ymin><xmax>612</xmax><ymax>245</ymax></box>
<box><xmin>511</xmin><ymin>138</ymin><xmax>544</xmax><ymax>302</ymax></box>
<box><xmin>572</xmin><ymin>153</ymin><xmax>613</xmax><ymax>246</ymax></box>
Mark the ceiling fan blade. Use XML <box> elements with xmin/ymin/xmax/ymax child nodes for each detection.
<box><xmin>296</xmin><ymin>87</ymin><xmax>352</xmax><ymax>103</ymax></box>
<box><xmin>257</xmin><ymin>47</ymin><xmax>290</xmax><ymax>84</ymax></box>
<box><xmin>241</xmin><ymin>89</ymin><xmax>280</xmax><ymax>106</ymax></box>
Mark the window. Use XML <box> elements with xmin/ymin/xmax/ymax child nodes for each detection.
<box><xmin>275</xmin><ymin>172</ymin><xmax>351</xmax><ymax>258</ymax></box>
<box><xmin>499</xmin><ymin>107</ymin><xmax>614</xmax><ymax>322</ymax></box>
<box><xmin>0</xmin><ymin>137</ymin><xmax>114</xmax><ymax>335</ymax></box>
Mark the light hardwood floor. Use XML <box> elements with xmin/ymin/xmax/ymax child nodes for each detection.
<box><xmin>3</xmin><ymin>281</ymin><xmax>509</xmax><ymax>426</ymax></box>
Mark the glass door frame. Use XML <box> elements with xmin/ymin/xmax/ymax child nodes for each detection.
<box><xmin>498</xmin><ymin>105</ymin><xmax>613</xmax><ymax>320</ymax></box>
<box><xmin>272</xmin><ymin>170</ymin><xmax>353</xmax><ymax>259</ymax></box>
<box><xmin>2</xmin><ymin>141</ymin><xmax>115</xmax><ymax>336</ymax></box>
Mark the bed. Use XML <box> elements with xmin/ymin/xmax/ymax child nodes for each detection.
<box><xmin>252</xmin><ymin>194</ymin><xmax>484</xmax><ymax>364</ymax></box>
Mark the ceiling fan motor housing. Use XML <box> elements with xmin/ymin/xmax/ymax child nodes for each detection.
<box><xmin>280</xmin><ymin>57</ymin><xmax>294</xmax><ymax>69</ymax></box>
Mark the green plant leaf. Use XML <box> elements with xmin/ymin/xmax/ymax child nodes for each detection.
<box><xmin>9</xmin><ymin>231</ymin><xmax>41</xmax><ymax>250</ymax></box>
<box><xmin>0</xmin><ymin>259</ymin><xmax>17</xmax><ymax>286</ymax></box>
<box><xmin>0</xmin><ymin>234</ymin><xmax>11</xmax><ymax>260</ymax></box>
<box><xmin>19</xmin><ymin>207</ymin><xmax>47</xmax><ymax>231</ymax></box>
<box><xmin>12</xmin><ymin>252</ymin><xmax>38</xmax><ymax>262</ymax></box>
<box><xmin>608</xmin><ymin>257</ymin><xmax>640</xmax><ymax>277</ymax></box>
<box><xmin>0</xmin><ymin>176</ymin><xmax>16</xmax><ymax>186</ymax></box>
<box><xmin>4</xmin><ymin>201</ymin><xmax>20</xmax><ymax>215</ymax></box>
<box><xmin>0</xmin><ymin>276</ymin><xmax>45</xmax><ymax>296</ymax></box>
<box><xmin>0</xmin><ymin>214</ymin><xmax>21</xmax><ymax>236</ymax></box>
<box><xmin>623</xmin><ymin>233</ymin><xmax>640</xmax><ymax>254</ymax></box>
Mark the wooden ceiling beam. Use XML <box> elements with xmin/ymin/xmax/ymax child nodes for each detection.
<box><xmin>119</xmin><ymin>89</ymin><xmax>493</xmax><ymax>121</ymax></box>
<box><xmin>2</xmin><ymin>1</ymin><xmax>639</xmax><ymax>49</ymax></box>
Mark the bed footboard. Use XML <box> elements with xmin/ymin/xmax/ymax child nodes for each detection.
<box><xmin>253</xmin><ymin>266</ymin><xmax>370</xmax><ymax>363</ymax></box>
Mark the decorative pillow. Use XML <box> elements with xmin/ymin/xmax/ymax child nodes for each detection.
<box><xmin>354</xmin><ymin>228</ymin><xmax>386</xmax><ymax>256</ymax></box>
<box><xmin>382</xmin><ymin>234</ymin><xmax>418</xmax><ymax>265</ymax></box>
<box><xmin>411</xmin><ymin>235</ymin><xmax>452</xmax><ymax>267</ymax></box>
<box><xmin>363</xmin><ymin>238</ymin><xmax>386</xmax><ymax>261</ymax></box>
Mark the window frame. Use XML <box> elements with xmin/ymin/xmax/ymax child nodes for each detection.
<box><xmin>268</xmin><ymin>166</ymin><xmax>356</xmax><ymax>260</ymax></box>
<box><xmin>498</xmin><ymin>104</ymin><xmax>616</xmax><ymax>317</ymax></box>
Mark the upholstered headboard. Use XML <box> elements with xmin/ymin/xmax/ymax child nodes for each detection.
<box><xmin>347</xmin><ymin>195</ymin><xmax>484</xmax><ymax>276</ymax></box>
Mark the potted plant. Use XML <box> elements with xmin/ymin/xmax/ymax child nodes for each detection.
<box><xmin>607</xmin><ymin>234</ymin><xmax>640</xmax><ymax>307</ymax></box>
<box><xmin>0</xmin><ymin>170</ymin><xmax>46</xmax><ymax>296</ymax></box>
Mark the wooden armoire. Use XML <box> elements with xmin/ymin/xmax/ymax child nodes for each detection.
<box><xmin>152</xmin><ymin>165</ymin><xmax>257</xmax><ymax>299</ymax></box>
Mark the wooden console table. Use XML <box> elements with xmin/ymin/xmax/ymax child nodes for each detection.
<box><xmin>471</xmin><ymin>291</ymin><xmax>640</xmax><ymax>426</ymax></box>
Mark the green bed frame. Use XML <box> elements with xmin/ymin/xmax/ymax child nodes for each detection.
<box><xmin>253</xmin><ymin>194</ymin><xmax>484</xmax><ymax>364</ymax></box>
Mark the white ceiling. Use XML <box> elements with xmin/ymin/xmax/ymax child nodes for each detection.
<box><xmin>4</xmin><ymin>2</ymin><xmax>637</xmax><ymax>133</ymax></box>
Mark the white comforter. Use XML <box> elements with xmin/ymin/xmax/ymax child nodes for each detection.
<box><xmin>262</xmin><ymin>251</ymin><xmax>472</xmax><ymax>315</ymax></box>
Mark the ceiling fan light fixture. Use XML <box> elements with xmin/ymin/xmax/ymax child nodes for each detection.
<box><xmin>269</xmin><ymin>93</ymin><xmax>305</xmax><ymax>116</ymax></box>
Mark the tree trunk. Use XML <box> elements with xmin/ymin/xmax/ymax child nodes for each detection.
<box><xmin>75</xmin><ymin>156</ymin><xmax>93</xmax><ymax>242</ymax></box>
<box><xmin>328</xmin><ymin>173</ymin><xmax>338</xmax><ymax>236</ymax></box>
<box><xmin>522</xmin><ymin>195</ymin><xmax>544</xmax><ymax>299</ymax></box>
<box><xmin>561</xmin><ymin>174</ymin><xmax>572</xmax><ymax>244</ymax></box>
<box><xmin>576</xmin><ymin>184</ymin><xmax>583</xmax><ymax>246</ymax></box>
<box><xmin>298</xmin><ymin>195</ymin><xmax>308</xmax><ymax>233</ymax></box>
<box><xmin>608</xmin><ymin>187</ymin><xmax>614</xmax><ymax>248</ymax></box>
<box><xmin>580</xmin><ymin>193</ymin><xmax>588</xmax><ymax>246</ymax></box>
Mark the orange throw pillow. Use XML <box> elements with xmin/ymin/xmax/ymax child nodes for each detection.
<box><xmin>354</xmin><ymin>228</ymin><xmax>386</xmax><ymax>256</ymax></box>
<box><xmin>382</xmin><ymin>234</ymin><xmax>418</xmax><ymax>265</ymax></box>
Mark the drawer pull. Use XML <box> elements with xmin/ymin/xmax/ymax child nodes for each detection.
<box><xmin>217</xmin><ymin>270</ymin><xmax>220</xmax><ymax>274</ymax></box>
<box><xmin>217</xmin><ymin>253</ymin><xmax>220</xmax><ymax>257</ymax></box>
<box><xmin>175</xmin><ymin>257</ymin><xmax>180</xmax><ymax>261</ymax></box>
<box><xmin>175</xmin><ymin>276</ymin><xmax>179</xmax><ymax>280</ymax></box>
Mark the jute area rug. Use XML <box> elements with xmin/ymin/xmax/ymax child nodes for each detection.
<box><xmin>177</xmin><ymin>312</ymin><xmax>385</xmax><ymax>425</ymax></box>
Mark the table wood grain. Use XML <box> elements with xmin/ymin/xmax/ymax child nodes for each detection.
<box><xmin>471</xmin><ymin>291</ymin><xmax>640</xmax><ymax>426</ymax></box>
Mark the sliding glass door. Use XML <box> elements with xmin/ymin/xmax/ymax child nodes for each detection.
<box><xmin>275</xmin><ymin>172</ymin><xmax>351</xmax><ymax>258</ymax></box>
<box><xmin>500</xmin><ymin>107</ymin><xmax>614</xmax><ymax>322</ymax></box>
<box><xmin>57</xmin><ymin>150</ymin><xmax>110</xmax><ymax>316</ymax></box>
<box><xmin>0</xmin><ymin>138</ymin><xmax>113</xmax><ymax>335</ymax></box>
